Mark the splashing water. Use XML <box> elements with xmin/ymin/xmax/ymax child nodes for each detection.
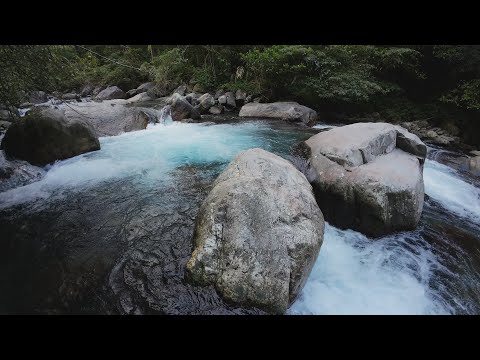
<box><xmin>0</xmin><ymin>121</ymin><xmax>306</xmax><ymax>209</ymax></box>
<box><xmin>424</xmin><ymin>159</ymin><xmax>480</xmax><ymax>223</ymax></box>
<box><xmin>288</xmin><ymin>225</ymin><xmax>451</xmax><ymax>315</ymax></box>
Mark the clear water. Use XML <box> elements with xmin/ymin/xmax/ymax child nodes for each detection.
<box><xmin>1</xmin><ymin>121</ymin><xmax>479</xmax><ymax>314</ymax></box>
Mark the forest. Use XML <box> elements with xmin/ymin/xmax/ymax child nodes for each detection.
<box><xmin>1</xmin><ymin>45</ymin><xmax>480</xmax><ymax>146</ymax></box>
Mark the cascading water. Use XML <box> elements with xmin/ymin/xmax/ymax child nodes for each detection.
<box><xmin>0</xmin><ymin>120</ymin><xmax>479</xmax><ymax>314</ymax></box>
<box><xmin>157</xmin><ymin>105</ymin><xmax>173</xmax><ymax>125</ymax></box>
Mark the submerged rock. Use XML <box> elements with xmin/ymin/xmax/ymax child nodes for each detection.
<box><xmin>1</xmin><ymin>108</ymin><xmax>100</xmax><ymax>166</ymax></box>
<box><xmin>239</xmin><ymin>102</ymin><xmax>318</xmax><ymax>126</ymax></box>
<box><xmin>186</xmin><ymin>148</ymin><xmax>324</xmax><ymax>314</ymax></box>
<box><xmin>303</xmin><ymin>122</ymin><xmax>426</xmax><ymax>237</ymax></box>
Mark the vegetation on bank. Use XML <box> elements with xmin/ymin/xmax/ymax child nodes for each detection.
<box><xmin>1</xmin><ymin>45</ymin><xmax>480</xmax><ymax>145</ymax></box>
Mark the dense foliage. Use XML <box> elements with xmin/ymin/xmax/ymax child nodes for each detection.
<box><xmin>1</xmin><ymin>44</ymin><xmax>480</xmax><ymax>144</ymax></box>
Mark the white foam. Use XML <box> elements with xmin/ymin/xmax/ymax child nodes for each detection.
<box><xmin>289</xmin><ymin>224</ymin><xmax>450</xmax><ymax>315</ymax></box>
<box><xmin>424</xmin><ymin>159</ymin><xmax>480</xmax><ymax>224</ymax></box>
<box><xmin>313</xmin><ymin>123</ymin><xmax>336</xmax><ymax>130</ymax></box>
<box><xmin>0</xmin><ymin>122</ymin><xmax>272</xmax><ymax>208</ymax></box>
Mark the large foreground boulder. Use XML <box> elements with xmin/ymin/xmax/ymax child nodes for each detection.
<box><xmin>1</xmin><ymin>108</ymin><xmax>100</xmax><ymax>166</ymax></box>
<box><xmin>95</xmin><ymin>86</ymin><xmax>126</xmax><ymax>100</ymax></box>
<box><xmin>302</xmin><ymin>122</ymin><xmax>426</xmax><ymax>237</ymax></box>
<box><xmin>239</xmin><ymin>102</ymin><xmax>318</xmax><ymax>126</ymax></box>
<box><xmin>186</xmin><ymin>148</ymin><xmax>324</xmax><ymax>314</ymax></box>
<box><xmin>63</xmin><ymin>101</ymin><xmax>156</xmax><ymax>136</ymax></box>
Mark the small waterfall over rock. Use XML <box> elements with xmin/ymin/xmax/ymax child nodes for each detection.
<box><xmin>157</xmin><ymin>105</ymin><xmax>173</xmax><ymax>125</ymax></box>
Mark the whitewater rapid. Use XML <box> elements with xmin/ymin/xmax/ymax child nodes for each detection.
<box><xmin>1</xmin><ymin>121</ymin><xmax>479</xmax><ymax>314</ymax></box>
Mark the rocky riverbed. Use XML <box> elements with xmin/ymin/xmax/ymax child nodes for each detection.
<box><xmin>0</xmin><ymin>119</ymin><xmax>479</xmax><ymax>314</ymax></box>
<box><xmin>1</xmin><ymin>85</ymin><xmax>479</xmax><ymax>314</ymax></box>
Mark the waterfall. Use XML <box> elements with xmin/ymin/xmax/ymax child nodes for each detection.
<box><xmin>157</xmin><ymin>105</ymin><xmax>173</xmax><ymax>125</ymax></box>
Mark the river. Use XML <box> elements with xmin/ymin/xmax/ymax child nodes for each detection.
<box><xmin>0</xmin><ymin>120</ymin><xmax>479</xmax><ymax>314</ymax></box>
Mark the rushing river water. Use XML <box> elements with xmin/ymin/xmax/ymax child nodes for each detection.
<box><xmin>0</xmin><ymin>120</ymin><xmax>479</xmax><ymax>314</ymax></box>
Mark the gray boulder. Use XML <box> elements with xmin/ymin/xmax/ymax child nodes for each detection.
<box><xmin>468</xmin><ymin>156</ymin><xmax>480</xmax><ymax>176</ymax></box>
<box><xmin>303</xmin><ymin>122</ymin><xmax>426</xmax><ymax>237</ymax></box>
<box><xmin>0</xmin><ymin>110</ymin><xmax>16</xmax><ymax>121</ymax></box>
<box><xmin>401</xmin><ymin>121</ymin><xmax>460</xmax><ymax>146</ymax></box>
<box><xmin>185</xmin><ymin>92</ymin><xmax>202</xmax><ymax>106</ymax></box>
<box><xmin>186</xmin><ymin>148</ymin><xmax>324</xmax><ymax>314</ymax></box>
<box><xmin>173</xmin><ymin>84</ymin><xmax>187</xmax><ymax>96</ymax></box>
<box><xmin>235</xmin><ymin>89</ymin><xmax>247</xmax><ymax>107</ymax></box>
<box><xmin>170</xmin><ymin>97</ymin><xmax>201</xmax><ymax>122</ymax></box>
<box><xmin>28</xmin><ymin>91</ymin><xmax>48</xmax><ymax>104</ymax></box>
<box><xmin>19</xmin><ymin>102</ymin><xmax>34</xmax><ymax>109</ymax></box>
<box><xmin>63</xmin><ymin>101</ymin><xmax>154</xmax><ymax>137</ymax></box>
<box><xmin>193</xmin><ymin>83</ymin><xmax>205</xmax><ymax>93</ymax></box>
<box><xmin>95</xmin><ymin>86</ymin><xmax>126</xmax><ymax>101</ymax></box>
<box><xmin>92</xmin><ymin>86</ymin><xmax>104</xmax><ymax>96</ymax></box>
<box><xmin>0</xmin><ymin>150</ymin><xmax>46</xmax><ymax>192</ymax></box>
<box><xmin>0</xmin><ymin>120</ymin><xmax>12</xmax><ymax>130</ymax></box>
<box><xmin>147</xmin><ymin>85</ymin><xmax>169</xmax><ymax>99</ymax></box>
<box><xmin>239</xmin><ymin>102</ymin><xmax>318</xmax><ymax>126</ymax></box>
<box><xmin>208</xmin><ymin>105</ymin><xmax>224</xmax><ymax>115</ymax></box>
<box><xmin>62</xmin><ymin>92</ymin><xmax>80</xmax><ymax>101</ymax></box>
<box><xmin>195</xmin><ymin>93</ymin><xmax>215</xmax><ymax>114</ymax></box>
<box><xmin>214</xmin><ymin>89</ymin><xmax>225</xmax><ymax>100</ymax></box>
<box><xmin>136</xmin><ymin>82</ymin><xmax>156</xmax><ymax>93</ymax></box>
<box><xmin>126</xmin><ymin>89</ymin><xmax>139</xmax><ymax>98</ymax></box>
<box><xmin>219</xmin><ymin>92</ymin><xmax>236</xmax><ymax>110</ymax></box>
<box><xmin>1</xmin><ymin>108</ymin><xmax>100</xmax><ymax>166</ymax></box>
<box><xmin>80</xmin><ymin>85</ymin><xmax>94</xmax><ymax>97</ymax></box>
<box><xmin>126</xmin><ymin>92</ymin><xmax>152</xmax><ymax>103</ymax></box>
